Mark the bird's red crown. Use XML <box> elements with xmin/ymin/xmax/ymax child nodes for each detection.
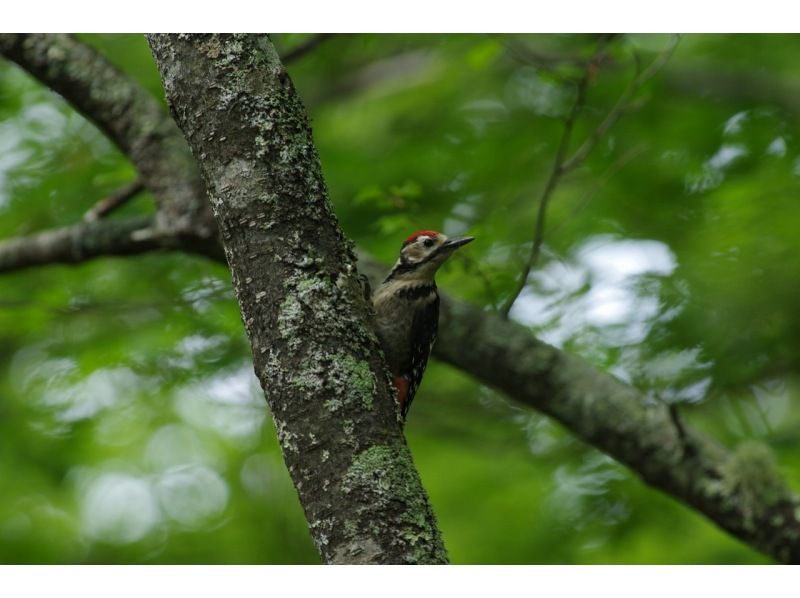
<box><xmin>403</xmin><ymin>230</ymin><xmax>440</xmax><ymax>247</ymax></box>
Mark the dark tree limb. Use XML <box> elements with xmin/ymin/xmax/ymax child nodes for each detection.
<box><xmin>436</xmin><ymin>298</ymin><xmax>800</xmax><ymax>564</ymax></box>
<box><xmin>281</xmin><ymin>33</ymin><xmax>336</xmax><ymax>64</ymax></box>
<box><xmin>147</xmin><ymin>33</ymin><xmax>447</xmax><ymax>565</ymax></box>
<box><xmin>0</xmin><ymin>33</ymin><xmax>214</xmax><ymax>236</ymax></box>
<box><xmin>83</xmin><ymin>179</ymin><xmax>145</xmax><ymax>222</ymax></box>
<box><xmin>0</xmin><ymin>216</ymin><xmax>159</xmax><ymax>272</ymax></box>
<box><xmin>0</xmin><ymin>216</ymin><xmax>222</xmax><ymax>274</ymax></box>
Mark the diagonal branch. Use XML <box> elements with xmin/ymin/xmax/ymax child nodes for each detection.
<box><xmin>438</xmin><ymin>297</ymin><xmax>800</xmax><ymax>564</ymax></box>
<box><xmin>281</xmin><ymin>33</ymin><xmax>336</xmax><ymax>64</ymax></box>
<box><xmin>0</xmin><ymin>34</ymin><xmax>213</xmax><ymax>236</ymax></box>
<box><xmin>500</xmin><ymin>40</ymin><xmax>606</xmax><ymax>317</ymax></box>
<box><xmin>560</xmin><ymin>35</ymin><xmax>680</xmax><ymax>173</ymax></box>
<box><xmin>83</xmin><ymin>179</ymin><xmax>145</xmax><ymax>222</ymax></box>
<box><xmin>358</xmin><ymin>255</ymin><xmax>800</xmax><ymax>564</ymax></box>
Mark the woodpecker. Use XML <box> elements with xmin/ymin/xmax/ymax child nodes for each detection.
<box><xmin>372</xmin><ymin>230</ymin><xmax>474</xmax><ymax>421</ymax></box>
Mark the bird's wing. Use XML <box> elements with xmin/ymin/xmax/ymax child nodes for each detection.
<box><xmin>400</xmin><ymin>292</ymin><xmax>439</xmax><ymax>419</ymax></box>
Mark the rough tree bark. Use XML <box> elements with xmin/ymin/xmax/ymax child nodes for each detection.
<box><xmin>2</xmin><ymin>33</ymin><xmax>800</xmax><ymax>564</ymax></box>
<box><xmin>146</xmin><ymin>33</ymin><xmax>447</xmax><ymax>565</ymax></box>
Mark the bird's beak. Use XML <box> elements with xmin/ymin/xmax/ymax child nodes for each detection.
<box><xmin>441</xmin><ymin>236</ymin><xmax>475</xmax><ymax>251</ymax></box>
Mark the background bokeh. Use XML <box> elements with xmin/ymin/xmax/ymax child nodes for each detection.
<box><xmin>1</xmin><ymin>33</ymin><xmax>799</xmax><ymax>563</ymax></box>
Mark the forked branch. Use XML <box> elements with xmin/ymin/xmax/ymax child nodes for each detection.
<box><xmin>501</xmin><ymin>35</ymin><xmax>680</xmax><ymax>317</ymax></box>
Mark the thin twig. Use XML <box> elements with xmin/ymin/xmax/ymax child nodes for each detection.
<box><xmin>501</xmin><ymin>34</ymin><xmax>620</xmax><ymax>82</ymax></box>
<box><xmin>83</xmin><ymin>179</ymin><xmax>145</xmax><ymax>222</ymax></box>
<box><xmin>500</xmin><ymin>35</ymin><xmax>680</xmax><ymax>318</ymax></box>
<box><xmin>668</xmin><ymin>402</ymin><xmax>698</xmax><ymax>460</ymax></box>
<box><xmin>560</xmin><ymin>35</ymin><xmax>680</xmax><ymax>174</ymax></box>
<box><xmin>459</xmin><ymin>251</ymin><xmax>502</xmax><ymax>308</ymax></box>
<box><xmin>500</xmin><ymin>42</ymin><xmax>606</xmax><ymax>317</ymax></box>
<box><xmin>282</xmin><ymin>33</ymin><xmax>336</xmax><ymax>65</ymax></box>
<box><xmin>548</xmin><ymin>143</ymin><xmax>648</xmax><ymax>238</ymax></box>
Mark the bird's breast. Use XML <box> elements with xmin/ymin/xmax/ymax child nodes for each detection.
<box><xmin>372</xmin><ymin>280</ymin><xmax>438</xmax><ymax>372</ymax></box>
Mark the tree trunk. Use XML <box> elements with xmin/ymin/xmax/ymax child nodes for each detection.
<box><xmin>3</xmin><ymin>33</ymin><xmax>800</xmax><ymax>564</ymax></box>
<box><xmin>147</xmin><ymin>33</ymin><xmax>447</xmax><ymax>565</ymax></box>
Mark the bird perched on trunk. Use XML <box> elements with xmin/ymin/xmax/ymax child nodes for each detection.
<box><xmin>372</xmin><ymin>230</ymin><xmax>474</xmax><ymax>422</ymax></box>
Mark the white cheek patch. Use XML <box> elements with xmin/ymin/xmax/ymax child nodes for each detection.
<box><xmin>404</xmin><ymin>244</ymin><xmax>427</xmax><ymax>262</ymax></box>
<box><xmin>401</xmin><ymin>235</ymin><xmax>447</xmax><ymax>266</ymax></box>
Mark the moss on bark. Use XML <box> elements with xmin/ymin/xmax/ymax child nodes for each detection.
<box><xmin>148</xmin><ymin>33</ymin><xmax>447</xmax><ymax>565</ymax></box>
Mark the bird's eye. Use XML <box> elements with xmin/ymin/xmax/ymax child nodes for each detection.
<box><xmin>423</xmin><ymin>238</ymin><xmax>435</xmax><ymax>248</ymax></box>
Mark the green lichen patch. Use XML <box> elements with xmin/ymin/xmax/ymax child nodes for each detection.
<box><xmin>323</xmin><ymin>398</ymin><xmax>343</xmax><ymax>412</ymax></box>
<box><xmin>342</xmin><ymin>444</ymin><xmax>447</xmax><ymax>564</ymax></box>
<box><xmin>721</xmin><ymin>441</ymin><xmax>792</xmax><ymax>525</ymax></box>
<box><xmin>290</xmin><ymin>351</ymin><xmax>376</xmax><ymax>411</ymax></box>
<box><xmin>277</xmin><ymin>293</ymin><xmax>304</xmax><ymax>351</ymax></box>
<box><xmin>333</xmin><ymin>353</ymin><xmax>375</xmax><ymax>411</ymax></box>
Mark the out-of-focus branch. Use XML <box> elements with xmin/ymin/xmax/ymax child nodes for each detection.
<box><xmin>503</xmin><ymin>35</ymin><xmax>617</xmax><ymax>81</ymax></box>
<box><xmin>664</xmin><ymin>66</ymin><xmax>800</xmax><ymax>119</ymax></box>
<box><xmin>500</xmin><ymin>39</ymin><xmax>608</xmax><ymax>317</ymax></box>
<box><xmin>501</xmin><ymin>35</ymin><xmax>679</xmax><ymax>317</ymax></box>
<box><xmin>281</xmin><ymin>33</ymin><xmax>336</xmax><ymax>64</ymax></box>
<box><xmin>0</xmin><ymin>216</ymin><xmax>223</xmax><ymax>274</ymax></box>
<box><xmin>306</xmin><ymin>50</ymin><xmax>436</xmax><ymax>107</ymax></box>
<box><xmin>506</xmin><ymin>37</ymin><xmax>800</xmax><ymax>119</ymax></box>
<box><xmin>83</xmin><ymin>179</ymin><xmax>144</xmax><ymax>222</ymax></box>
<box><xmin>0</xmin><ymin>34</ymin><xmax>213</xmax><ymax>236</ymax></box>
<box><xmin>0</xmin><ymin>217</ymin><xmax>153</xmax><ymax>273</ymax></box>
<box><xmin>561</xmin><ymin>35</ymin><xmax>679</xmax><ymax>172</ymax></box>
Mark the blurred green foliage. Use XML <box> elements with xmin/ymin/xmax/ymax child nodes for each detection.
<box><xmin>2</xmin><ymin>33</ymin><xmax>799</xmax><ymax>564</ymax></box>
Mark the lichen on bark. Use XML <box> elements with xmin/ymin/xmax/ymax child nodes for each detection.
<box><xmin>147</xmin><ymin>33</ymin><xmax>447</xmax><ymax>565</ymax></box>
<box><xmin>340</xmin><ymin>443</ymin><xmax>448</xmax><ymax>564</ymax></box>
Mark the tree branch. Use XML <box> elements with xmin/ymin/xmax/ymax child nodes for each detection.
<box><xmin>0</xmin><ymin>216</ymin><xmax>153</xmax><ymax>272</ymax></box>
<box><xmin>663</xmin><ymin>65</ymin><xmax>800</xmax><ymax>119</ymax></box>
<box><xmin>501</xmin><ymin>35</ymin><xmax>679</xmax><ymax>317</ymax></box>
<box><xmin>3</xmin><ymin>32</ymin><xmax>797</xmax><ymax>564</ymax></box>
<box><xmin>357</xmin><ymin>255</ymin><xmax>800</xmax><ymax>564</ymax></box>
<box><xmin>0</xmin><ymin>34</ymin><xmax>213</xmax><ymax>236</ymax></box>
<box><xmin>147</xmin><ymin>33</ymin><xmax>447</xmax><ymax>565</ymax></box>
<box><xmin>500</xmin><ymin>38</ymin><xmax>609</xmax><ymax>317</ymax></box>
<box><xmin>83</xmin><ymin>179</ymin><xmax>145</xmax><ymax>222</ymax></box>
<box><xmin>281</xmin><ymin>33</ymin><xmax>336</xmax><ymax>64</ymax></box>
<box><xmin>0</xmin><ymin>216</ymin><xmax>225</xmax><ymax>274</ymax></box>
